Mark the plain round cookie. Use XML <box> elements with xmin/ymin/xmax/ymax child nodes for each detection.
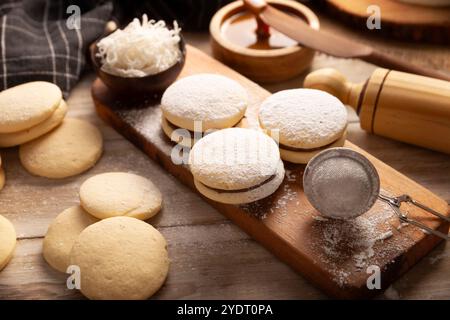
<box><xmin>194</xmin><ymin>160</ymin><xmax>285</xmax><ymax>204</ymax></box>
<box><xmin>43</xmin><ymin>206</ymin><xmax>98</xmax><ymax>273</ymax></box>
<box><xmin>0</xmin><ymin>81</ymin><xmax>62</xmax><ymax>133</ymax></box>
<box><xmin>259</xmin><ymin>89</ymin><xmax>347</xmax><ymax>149</ymax></box>
<box><xmin>161</xmin><ymin>74</ymin><xmax>248</xmax><ymax>131</ymax></box>
<box><xmin>19</xmin><ymin>118</ymin><xmax>103</xmax><ymax>179</ymax></box>
<box><xmin>0</xmin><ymin>167</ymin><xmax>5</xmax><ymax>191</ymax></box>
<box><xmin>0</xmin><ymin>100</ymin><xmax>68</xmax><ymax>147</ymax></box>
<box><xmin>189</xmin><ymin>128</ymin><xmax>281</xmax><ymax>190</ymax></box>
<box><xmin>0</xmin><ymin>215</ymin><xmax>16</xmax><ymax>271</ymax></box>
<box><xmin>70</xmin><ymin>217</ymin><xmax>169</xmax><ymax>300</ymax></box>
<box><xmin>79</xmin><ymin>172</ymin><xmax>162</xmax><ymax>220</ymax></box>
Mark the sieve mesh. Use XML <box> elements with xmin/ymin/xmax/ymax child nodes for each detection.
<box><xmin>303</xmin><ymin>148</ymin><xmax>380</xmax><ymax>219</ymax></box>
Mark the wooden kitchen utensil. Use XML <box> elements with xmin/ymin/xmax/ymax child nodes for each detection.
<box><xmin>325</xmin><ymin>0</ymin><xmax>450</xmax><ymax>44</ymax></box>
<box><xmin>92</xmin><ymin>45</ymin><xmax>449</xmax><ymax>299</ymax></box>
<box><xmin>242</xmin><ymin>0</ymin><xmax>450</xmax><ymax>81</ymax></box>
<box><xmin>304</xmin><ymin>68</ymin><xmax>450</xmax><ymax>154</ymax></box>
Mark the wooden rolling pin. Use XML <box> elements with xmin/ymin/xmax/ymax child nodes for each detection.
<box><xmin>304</xmin><ymin>68</ymin><xmax>450</xmax><ymax>154</ymax></box>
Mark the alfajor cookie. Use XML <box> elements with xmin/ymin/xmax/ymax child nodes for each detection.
<box><xmin>0</xmin><ymin>81</ymin><xmax>62</xmax><ymax>133</ymax></box>
<box><xmin>70</xmin><ymin>216</ymin><xmax>169</xmax><ymax>300</ymax></box>
<box><xmin>0</xmin><ymin>100</ymin><xmax>68</xmax><ymax>147</ymax></box>
<box><xmin>79</xmin><ymin>172</ymin><xmax>162</xmax><ymax>220</ymax></box>
<box><xmin>161</xmin><ymin>74</ymin><xmax>248</xmax><ymax>147</ymax></box>
<box><xmin>259</xmin><ymin>89</ymin><xmax>348</xmax><ymax>164</ymax></box>
<box><xmin>189</xmin><ymin>128</ymin><xmax>284</xmax><ymax>204</ymax></box>
<box><xmin>19</xmin><ymin>118</ymin><xmax>103</xmax><ymax>179</ymax></box>
<box><xmin>0</xmin><ymin>214</ymin><xmax>16</xmax><ymax>271</ymax></box>
<box><xmin>43</xmin><ymin>206</ymin><xmax>98</xmax><ymax>273</ymax></box>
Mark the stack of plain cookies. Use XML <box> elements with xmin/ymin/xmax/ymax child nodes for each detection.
<box><xmin>43</xmin><ymin>172</ymin><xmax>169</xmax><ymax>300</ymax></box>
<box><xmin>0</xmin><ymin>81</ymin><xmax>103</xmax><ymax>180</ymax></box>
<box><xmin>0</xmin><ymin>82</ymin><xmax>65</xmax><ymax>148</ymax></box>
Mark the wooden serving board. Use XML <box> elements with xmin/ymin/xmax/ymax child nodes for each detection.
<box><xmin>324</xmin><ymin>0</ymin><xmax>450</xmax><ymax>44</ymax></box>
<box><xmin>92</xmin><ymin>45</ymin><xmax>449</xmax><ymax>299</ymax></box>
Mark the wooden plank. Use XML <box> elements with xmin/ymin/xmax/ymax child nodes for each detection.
<box><xmin>92</xmin><ymin>45</ymin><xmax>449</xmax><ymax>299</ymax></box>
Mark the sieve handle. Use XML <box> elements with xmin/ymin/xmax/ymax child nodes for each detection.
<box><xmin>379</xmin><ymin>193</ymin><xmax>450</xmax><ymax>241</ymax></box>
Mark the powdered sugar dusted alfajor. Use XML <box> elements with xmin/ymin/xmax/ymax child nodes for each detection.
<box><xmin>259</xmin><ymin>89</ymin><xmax>348</xmax><ymax>163</ymax></box>
<box><xmin>189</xmin><ymin>128</ymin><xmax>284</xmax><ymax>204</ymax></box>
<box><xmin>161</xmin><ymin>74</ymin><xmax>248</xmax><ymax>132</ymax></box>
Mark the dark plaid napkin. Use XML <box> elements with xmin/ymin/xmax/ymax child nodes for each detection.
<box><xmin>0</xmin><ymin>0</ymin><xmax>235</xmax><ymax>97</ymax></box>
<box><xmin>0</xmin><ymin>0</ymin><xmax>112</xmax><ymax>97</ymax></box>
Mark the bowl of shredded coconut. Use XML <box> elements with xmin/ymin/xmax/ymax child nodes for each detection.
<box><xmin>90</xmin><ymin>15</ymin><xmax>185</xmax><ymax>95</ymax></box>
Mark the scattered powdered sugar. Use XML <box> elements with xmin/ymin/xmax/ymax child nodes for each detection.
<box><xmin>240</xmin><ymin>201</ymin><xmax>269</xmax><ymax>220</ymax></box>
<box><xmin>309</xmin><ymin>193</ymin><xmax>412</xmax><ymax>287</ymax></box>
<box><xmin>240</xmin><ymin>182</ymin><xmax>299</xmax><ymax>219</ymax></box>
<box><xmin>313</xmin><ymin>215</ymin><xmax>329</xmax><ymax>222</ymax></box>
<box><xmin>272</xmin><ymin>184</ymin><xmax>298</xmax><ymax>215</ymax></box>
<box><xmin>334</xmin><ymin>270</ymin><xmax>351</xmax><ymax>288</ymax></box>
<box><xmin>378</xmin><ymin>231</ymin><xmax>394</xmax><ymax>241</ymax></box>
<box><xmin>429</xmin><ymin>251</ymin><xmax>450</xmax><ymax>265</ymax></box>
<box><xmin>240</xmin><ymin>169</ymin><xmax>302</xmax><ymax>219</ymax></box>
<box><xmin>397</xmin><ymin>222</ymin><xmax>409</xmax><ymax>230</ymax></box>
<box><xmin>284</xmin><ymin>169</ymin><xmax>297</xmax><ymax>182</ymax></box>
<box><xmin>382</xmin><ymin>285</ymin><xmax>400</xmax><ymax>300</ymax></box>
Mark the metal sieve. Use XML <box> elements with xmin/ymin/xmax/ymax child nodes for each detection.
<box><xmin>303</xmin><ymin>147</ymin><xmax>450</xmax><ymax>240</ymax></box>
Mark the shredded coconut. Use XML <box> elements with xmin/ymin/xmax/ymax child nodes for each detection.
<box><xmin>96</xmin><ymin>14</ymin><xmax>181</xmax><ymax>77</ymax></box>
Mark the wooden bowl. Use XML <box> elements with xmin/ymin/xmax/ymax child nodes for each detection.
<box><xmin>210</xmin><ymin>0</ymin><xmax>320</xmax><ymax>83</ymax></box>
<box><xmin>90</xmin><ymin>36</ymin><xmax>186</xmax><ymax>96</ymax></box>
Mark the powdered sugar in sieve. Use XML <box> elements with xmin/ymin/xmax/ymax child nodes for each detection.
<box><xmin>303</xmin><ymin>148</ymin><xmax>380</xmax><ymax>219</ymax></box>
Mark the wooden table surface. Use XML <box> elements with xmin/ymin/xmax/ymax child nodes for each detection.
<box><xmin>0</xmin><ymin>11</ymin><xmax>449</xmax><ymax>299</ymax></box>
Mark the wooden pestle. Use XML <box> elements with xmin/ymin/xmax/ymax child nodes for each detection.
<box><xmin>304</xmin><ymin>68</ymin><xmax>450</xmax><ymax>154</ymax></box>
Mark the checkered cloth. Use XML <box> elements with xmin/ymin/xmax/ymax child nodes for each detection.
<box><xmin>0</xmin><ymin>0</ymin><xmax>234</xmax><ymax>97</ymax></box>
<box><xmin>0</xmin><ymin>0</ymin><xmax>112</xmax><ymax>97</ymax></box>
